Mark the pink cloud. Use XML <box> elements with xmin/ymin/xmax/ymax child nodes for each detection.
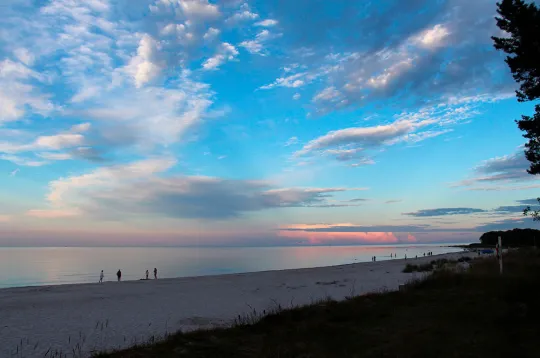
<box><xmin>278</xmin><ymin>230</ymin><xmax>400</xmax><ymax>245</ymax></box>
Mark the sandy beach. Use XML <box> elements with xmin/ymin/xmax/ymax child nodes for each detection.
<box><xmin>0</xmin><ymin>251</ymin><xmax>473</xmax><ymax>358</ymax></box>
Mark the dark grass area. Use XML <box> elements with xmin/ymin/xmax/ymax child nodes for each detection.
<box><xmin>96</xmin><ymin>250</ymin><xmax>540</xmax><ymax>358</ymax></box>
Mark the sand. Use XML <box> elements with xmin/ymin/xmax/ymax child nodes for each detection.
<box><xmin>0</xmin><ymin>251</ymin><xmax>474</xmax><ymax>358</ymax></box>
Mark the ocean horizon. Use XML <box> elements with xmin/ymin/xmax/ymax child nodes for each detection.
<box><xmin>0</xmin><ymin>244</ymin><xmax>466</xmax><ymax>289</ymax></box>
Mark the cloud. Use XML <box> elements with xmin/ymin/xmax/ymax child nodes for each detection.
<box><xmin>347</xmin><ymin>198</ymin><xmax>368</xmax><ymax>202</ymax></box>
<box><xmin>74</xmin><ymin>75</ymin><xmax>213</xmax><ymax>151</ymax></box>
<box><xmin>280</xmin><ymin>223</ymin><xmax>462</xmax><ymax>233</ymax></box>
<box><xmin>203</xmin><ymin>27</ymin><xmax>220</xmax><ymax>40</ymax></box>
<box><xmin>255</xmin><ymin>19</ymin><xmax>278</xmax><ymax>27</ymax></box>
<box><xmin>0</xmin><ymin>154</ymin><xmax>47</xmax><ymax>167</ymax></box>
<box><xmin>13</xmin><ymin>48</ymin><xmax>35</xmax><ymax>66</ymax></box>
<box><xmin>239</xmin><ymin>29</ymin><xmax>280</xmax><ymax>55</ymax></box>
<box><xmin>225</xmin><ymin>2</ymin><xmax>259</xmax><ymax>23</ymax></box>
<box><xmin>517</xmin><ymin>198</ymin><xmax>540</xmax><ymax>205</ymax></box>
<box><xmin>260</xmin><ymin>72</ymin><xmax>311</xmax><ymax>89</ymax></box>
<box><xmin>259</xmin><ymin>0</ymin><xmax>514</xmax><ymax>117</ymax></box>
<box><xmin>202</xmin><ymin>42</ymin><xmax>239</xmax><ymax>70</ymax></box>
<box><xmin>125</xmin><ymin>34</ymin><xmax>163</xmax><ymax>87</ymax></box>
<box><xmin>0</xmin><ymin>59</ymin><xmax>53</xmax><ymax>123</ymax></box>
<box><xmin>452</xmin><ymin>149</ymin><xmax>536</xmax><ymax>189</ymax></box>
<box><xmin>473</xmin><ymin>217</ymin><xmax>533</xmax><ymax>232</ymax></box>
<box><xmin>284</xmin><ymin>136</ymin><xmax>298</xmax><ymax>146</ymax></box>
<box><xmin>403</xmin><ymin>208</ymin><xmax>487</xmax><ymax>217</ymax></box>
<box><xmin>34</xmin><ymin>158</ymin><xmax>366</xmax><ymax>220</ymax></box>
<box><xmin>26</xmin><ymin>208</ymin><xmax>83</xmax><ymax>219</ymax></box>
<box><xmin>9</xmin><ymin>168</ymin><xmax>19</xmax><ymax>177</ymax></box>
<box><xmin>313</xmin><ymin>86</ymin><xmax>340</xmax><ymax>102</ymax></box>
<box><xmin>151</xmin><ymin>0</ymin><xmax>220</xmax><ymax>22</ymax></box>
<box><xmin>293</xmin><ymin>93</ymin><xmax>301</xmax><ymax>100</ymax></box>
<box><xmin>295</xmin><ymin>119</ymin><xmax>433</xmax><ymax>157</ymax></box>
<box><xmin>385</xmin><ymin>199</ymin><xmax>402</xmax><ymax>204</ymax></box>
<box><xmin>411</xmin><ymin>24</ymin><xmax>450</xmax><ymax>49</ymax></box>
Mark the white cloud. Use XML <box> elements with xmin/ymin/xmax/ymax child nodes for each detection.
<box><xmin>260</xmin><ymin>73</ymin><xmax>308</xmax><ymax>89</ymax></box>
<box><xmin>285</xmin><ymin>136</ymin><xmax>299</xmax><ymax>146</ymax></box>
<box><xmin>255</xmin><ymin>19</ymin><xmax>278</xmax><ymax>27</ymax></box>
<box><xmin>70</xmin><ymin>122</ymin><xmax>91</xmax><ymax>133</ymax></box>
<box><xmin>46</xmin><ymin>157</ymin><xmax>177</xmax><ymax>206</ymax></box>
<box><xmin>125</xmin><ymin>34</ymin><xmax>163</xmax><ymax>88</ymax></box>
<box><xmin>239</xmin><ymin>40</ymin><xmax>264</xmax><ymax>55</ymax></box>
<box><xmin>295</xmin><ymin>119</ymin><xmax>433</xmax><ymax>157</ymax></box>
<box><xmin>70</xmin><ymin>85</ymin><xmax>101</xmax><ymax>103</ymax></box>
<box><xmin>0</xmin><ymin>59</ymin><xmax>53</xmax><ymax>123</ymax></box>
<box><xmin>203</xmin><ymin>27</ymin><xmax>220</xmax><ymax>40</ymax></box>
<box><xmin>37</xmin><ymin>152</ymin><xmax>73</xmax><ymax>160</ymax></box>
<box><xmin>13</xmin><ymin>48</ymin><xmax>35</xmax><ymax>66</ymax></box>
<box><xmin>226</xmin><ymin>6</ymin><xmax>259</xmax><ymax>23</ymax></box>
<box><xmin>38</xmin><ymin>157</ymin><xmax>366</xmax><ymax>219</ymax></box>
<box><xmin>9</xmin><ymin>168</ymin><xmax>20</xmax><ymax>176</ymax></box>
<box><xmin>35</xmin><ymin>134</ymin><xmax>84</xmax><ymax>150</ymax></box>
<box><xmin>179</xmin><ymin>0</ymin><xmax>220</xmax><ymax>20</ymax></box>
<box><xmin>293</xmin><ymin>93</ymin><xmax>301</xmax><ymax>100</ymax></box>
<box><xmin>202</xmin><ymin>42</ymin><xmax>238</xmax><ymax>70</ymax></box>
<box><xmin>239</xmin><ymin>29</ymin><xmax>280</xmax><ymax>56</ymax></box>
<box><xmin>412</xmin><ymin>24</ymin><xmax>450</xmax><ymax>49</ymax></box>
<box><xmin>0</xmin><ymin>154</ymin><xmax>47</xmax><ymax>167</ymax></box>
<box><xmin>313</xmin><ymin>86</ymin><xmax>340</xmax><ymax>102</ymax></box>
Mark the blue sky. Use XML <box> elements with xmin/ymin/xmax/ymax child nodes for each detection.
<box><xmin>1</xmin><ymin>0</ymin><xmax>539</xmax><ymax>247</ymax></box>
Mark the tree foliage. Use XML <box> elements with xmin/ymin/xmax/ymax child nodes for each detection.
<box><xmin>479</xmin><ymin>228</ymin><xmax>540</xmax><ymax>246</ymax></box>
<box><xmin>493</xmin><ymin>0</ymin><xmax>540</xmax><ymax>103</ymax></box>
<box><xmin>492</xmin><ymin>0</ymin><xmax>540</xmax><ymax>220</ymax></box>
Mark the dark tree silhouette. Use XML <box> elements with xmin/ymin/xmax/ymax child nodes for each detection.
<box><xmin>492</xmin><ymin>0</ymin><xmax>540</xmax><ymax>220</ymax></box>
<box><xmin>480</xmin><ymin>228</ymin><xmax>540</xmax><ymax>246</ymax></box>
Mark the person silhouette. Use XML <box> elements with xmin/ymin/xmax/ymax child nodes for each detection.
<box><xmin>99</xmin><ymin>270</ymin><xmax>104</xmax><ymax>283</ymax></box>
<box><xmin>154</xmin><ymin>267</ymin><xmax>157</xmax><ymax>279</ymax></box>
<box><xmin>117</xmin><ymin>269</ymin><xmax>122</xmax><ymax>282</ymax></box>
<box><xmin>146</xmin><ymin>269</ymin><xmax>149</xmax><ymax>280</ymax></box>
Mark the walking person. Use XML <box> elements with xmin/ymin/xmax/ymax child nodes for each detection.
<box><xmin>146</xmin><ymin>269</ymin><xmax>149</xmax><ymax>280</ymax></box>
<box><xmin>117</xmin><ymin>269</ymin><xmax>122</xmax><ymax>282</ymax></box>
<box><xmin>154</xmin><ymin>267</ymin><xmax>158</xmax><ymax>279</ymax></box>
<box><xmin>99</xmin><ymin>270</ymin><xmax>104</xmax><ymax>283</ymax></box>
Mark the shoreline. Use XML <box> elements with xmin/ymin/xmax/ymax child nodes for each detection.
<box><xmin>0</xmin><ymin>249</ymin><xmax>468</xmax><ymax>291</ymax></box>
<box><xmin>0</xmin><ymin>251</ymin><xmax>473</xmax><ymax>358</ymax></box>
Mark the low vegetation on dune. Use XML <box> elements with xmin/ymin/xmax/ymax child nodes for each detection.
<box><xmin>402</xmin><ymin>256</ymin><xmax>472</xmax><ymax>273</ymax></box>
<box><xmin>96</xmin><ymin>250</ymin><xmax>540</xmax><ymax>358</ymax></box>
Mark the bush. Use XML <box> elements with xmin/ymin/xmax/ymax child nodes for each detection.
<box><xmin>402</xmin><ymin>264</ymin><xmax>416</xmax><ymax>273</ymax></box>
<box><xmin>403</xmin><ymin>263</ymin><xmax>434</xmax><ymax>273</ymax></box>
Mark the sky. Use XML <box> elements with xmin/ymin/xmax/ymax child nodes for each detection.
<box><xmin>1</xmin><ymin>0</ymin><xmax>539</xmax><ymax>247</ymax></box>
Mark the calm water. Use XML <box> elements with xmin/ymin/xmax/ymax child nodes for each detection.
<box><xmin>0</xmin><ymin>245</ymin><xmax>465</xmax><ymax>288</ymax></box>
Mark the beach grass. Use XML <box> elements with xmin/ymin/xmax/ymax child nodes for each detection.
<box><xmin>95</xmin><ymin>250</ymin><xmax>540</xmax><ymax>358</ymax></box>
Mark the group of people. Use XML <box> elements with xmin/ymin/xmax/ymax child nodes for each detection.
<box><xmin>372</xmin><ymin>252</ymin><xmax>435</xmax><ymax>262</ymax></box>
<box><xmin>98</xmin><ymin>268</ymin><xmax>158</xmax><ymax>283</ymax></box>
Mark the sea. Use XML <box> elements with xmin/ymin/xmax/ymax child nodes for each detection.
<box><xmin>0</xmin><ymin>245</ymin><xmax>466</xmax><ymax>289</ymax></box>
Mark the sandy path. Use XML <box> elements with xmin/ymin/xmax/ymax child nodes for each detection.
<box><xmin>0</xmin><ymin>251</ymin><xmax>472</xmax><ymax>358</ymax></box>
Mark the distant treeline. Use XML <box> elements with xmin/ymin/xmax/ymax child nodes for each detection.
<box><xmin>479</xmin><ymin>229</ymin><xmax>540</xmax><ymax>247</ymax></box>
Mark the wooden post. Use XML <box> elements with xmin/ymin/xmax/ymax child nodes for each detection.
<box><xmin>498</xmin><ymin>236</ymin><xmax>503</xmax><ymax>275</ymax></box>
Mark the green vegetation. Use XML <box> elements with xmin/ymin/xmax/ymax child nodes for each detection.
<box><xmin>96</xmin><ymin>250</ymin><xmax>540</xmax><ymax>358</ymax></box>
